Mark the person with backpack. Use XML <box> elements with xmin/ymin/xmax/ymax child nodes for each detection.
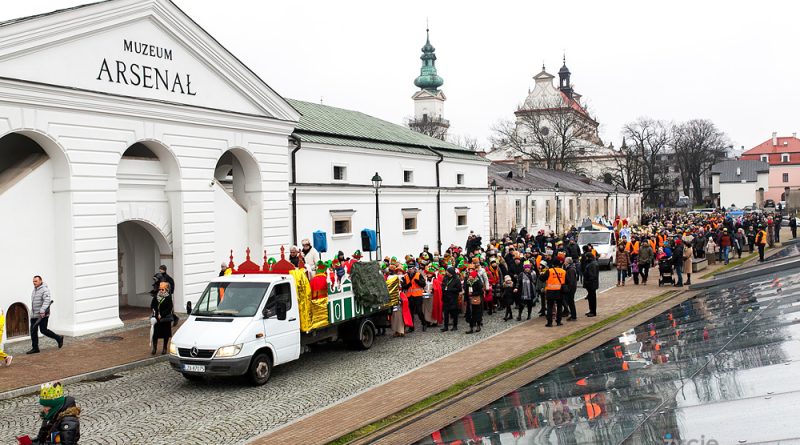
<box><xmin>463</xmin><ymin>270</ymin><xmax>484</xmax><ymax>334</ymax></box>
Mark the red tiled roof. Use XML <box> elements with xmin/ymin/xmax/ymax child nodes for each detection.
<box><xmin>742</xmin><ymin>136</ymin><xmax>800</xmax><ymax>155</ymax></box>
<box><xmin>560</xmin><ymin>91</ymin><xmax>590</xmax><ymax>118</ymax></box>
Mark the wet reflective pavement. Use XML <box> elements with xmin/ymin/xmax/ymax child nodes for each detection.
<box><xmin>417</xmin><ymin>259</ymin><xmax>800</xmax><ymax>444</ymax></box>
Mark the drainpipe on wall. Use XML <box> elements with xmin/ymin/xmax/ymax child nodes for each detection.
<box><xmin>290</xmin><ymin>135</ymin><xmax>301</xmax><ymax>246</ymax></box>
<box><xmin>425</xmin><ymin>146</ymin><xmax>445</xmax><ymax>254</ymax></box>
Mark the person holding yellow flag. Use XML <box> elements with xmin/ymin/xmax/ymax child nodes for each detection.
<box><xmin>0</xmin><ymin>309</ymin><xmax>11</xmax><ymax>367</ymax></box>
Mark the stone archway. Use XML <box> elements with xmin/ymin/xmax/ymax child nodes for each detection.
<box><xmin>213</xmin><ymin>147</ymin><xmax>263</xmax><ymax>259</ymax></box>
<box><xmin>116</xmin><ymin>140</ymin><xmax>179</xmax><ymax>317</ymax></box>
<box><xmin>0</xmin><ymin>130</ymin><xmax>71</xmax><ymax>334</ymax></box>
<box><xmin>117</xmin><ymin>220</ymin><xmax>173</xmax><ymax>311</ymax></box>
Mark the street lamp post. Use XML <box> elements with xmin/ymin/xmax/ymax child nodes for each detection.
<box><xmin>372</xmin><ymin>172</ymin><xmax>383</xmax><ymax>259</ymax></box>
<box><xmin>554</xmin><ymin>182</ymin><xmax>560</xmax><ymax>235</ymax></box>
<box><xmin>614</xmin><ymin>185</ymin><xmax>619</xmax><ymax>218</ymax></box>
<box><xmin>491</xmin><ymin>179</ymin><xmax>498</xmax><ymax>239</ymax></box>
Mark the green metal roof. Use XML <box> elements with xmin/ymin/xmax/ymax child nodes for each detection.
<box><xmin>286</xmin><ymin>98</ymin><xmax>473</xmax><ymax>155</ymax></box>
<box><xmin>295</xmin><ymin>134</ymin><xmax>436</xmax><ymax>157</ymax></box>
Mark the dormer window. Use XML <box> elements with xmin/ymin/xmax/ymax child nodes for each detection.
<box><xmin>761</xmin><ymin>155</ymin><xmax>769</xmax><ymax>163</ymax></box>
<box><xmin>782</xmin><ymin>153</ymin><xmax>790</xmax><ymax>163</ymax></box>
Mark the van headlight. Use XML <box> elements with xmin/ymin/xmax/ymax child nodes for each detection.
<box><xmin>215</xmin><ymin>344</ymin><xmax>242</xmax><ymax>358</ymax></box>
<box><xmin>168</xmin><ymin>342</ymin><xmax>178</xmax><ymax>356</ymax></box>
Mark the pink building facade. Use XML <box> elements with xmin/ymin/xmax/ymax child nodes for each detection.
<box><xmin>741</xmin><ymin>133</ymin><xmax>800</xmax><ymax>202</ymax></box>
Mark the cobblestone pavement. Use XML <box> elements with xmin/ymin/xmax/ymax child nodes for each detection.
<box><xmin>0</xmin><ymin>270</ymin><xmax>618</xmax><ymax>445</ymax></box>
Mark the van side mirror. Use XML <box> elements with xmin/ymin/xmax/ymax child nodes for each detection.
<box><xmin>186</xmin><ymin>301</ymin><xmax>193</xmax><ymax>314</ymax></box>
<box><xmin>276</xmin><ymin>302</ymin><xmax>287</xmax><ymax>321</ymax></box>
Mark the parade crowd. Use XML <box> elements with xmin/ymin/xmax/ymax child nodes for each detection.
<box><xmin>288</xmin><ymin>208</ymin><xmax>790</xmax><ymax>338</ymax></box>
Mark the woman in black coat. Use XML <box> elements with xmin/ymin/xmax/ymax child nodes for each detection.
<box><xmin>150</xmin><ymin>282</ymin><xmax>174</xmax><ymax>355</ymax></box>
<box><xmin>464</xmin><ymin>270</ymin><xmax>484</xmax><ymax>334</ymax></box>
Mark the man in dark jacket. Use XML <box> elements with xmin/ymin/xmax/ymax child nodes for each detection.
<box><xmin>563</xmin><ymin>257</ymin><xmax>578</xmax><ymax>321</ymax></box>
<box><xmin>440</xmin><ymin>267</ymin><xmax>462</xmax><ymax>332</ymax></box>
<box><xmin>34</xmin><ymin>382</ymin><xmax>80</xmax><ymax>445</ymax></box>
<box><xmin>790</xmin><ymin>215</ymin><xmax>797</xmax><ymax>239</ymax></box>
<box><xmin>583</xmin><ymin>253</ymin><xmax>599</xmax><ymax>317</ymax></box>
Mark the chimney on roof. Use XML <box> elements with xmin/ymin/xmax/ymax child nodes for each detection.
<box><xmin>521</xmin><ymin>160</ymin><xmax>530</xmax><ymax>178</ymax></box>
<box><xmin>773</xmin><ymin>132</ymin><xmax>778</xmax><ymax>146</ymax></box>
<box><xmin>514</xmin><ymin>155</ymin><xmax>522</xmax><ymax>165</ymax></box>
<box><xmin>794</xmin><ymin>132</ymin><xmax>797</xmax><ymax>139</ymax></box>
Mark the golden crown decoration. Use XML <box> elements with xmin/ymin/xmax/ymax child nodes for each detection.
<box><xmin>40</xmin><ymin>382</ymin><xmax>64</xmax><ymax>400</ymax></box>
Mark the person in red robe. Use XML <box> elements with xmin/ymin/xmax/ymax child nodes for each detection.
<box><xmin>346</xmin><ymin>250</ymin><xmax>362</xmax><ymax>274</ymax></box>
<box><xmin>431</xmin><ymin>267</ymin><xmax>444</xmax><ymax>325</ymax></box>
<box><xmin>397</xmin><ymin>269</ymin><xmax>413</xmax><ymax>328</ymax></box>
<box><xmin>310</xmin><ymin>261</ymin><xmax>328</xmax><ymax>300</ymax></box>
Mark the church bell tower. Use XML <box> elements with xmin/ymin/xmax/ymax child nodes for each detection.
<box><xmin>409</xmin><ymin>27</ymin><xmax>449</xmax><ymax>139</ymax></box>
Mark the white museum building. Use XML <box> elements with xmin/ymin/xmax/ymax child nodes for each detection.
<box><xmin>0</xmin><ymin>0</ymin><xmax>489</xmax><ymax>339</ymax></box>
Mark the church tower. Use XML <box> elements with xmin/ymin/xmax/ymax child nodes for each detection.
<box><xmin>409</xmin><ymin>27</ymin><xmax>449</xmax><ymax>139</ymax></box>
<box><xmin>558</xmin><ymin>55</ymin><xmax>573</xmax><ymax>99</ymax></box>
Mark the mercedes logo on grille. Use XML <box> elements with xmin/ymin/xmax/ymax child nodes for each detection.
<box><xmin>190</xmin><ymin>346</ymin><xmax>199</xmax><ymax>357</ymax></box>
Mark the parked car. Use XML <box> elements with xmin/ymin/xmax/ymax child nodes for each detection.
<box><xmin>764</xmin><ymin>199</ymin><xmax>776</xmax><ymax>209</ymax></box>
<box><xmin>675</xmin><ymin>196</ymin><xmax>691</xmax><ymax>208</ymax></box>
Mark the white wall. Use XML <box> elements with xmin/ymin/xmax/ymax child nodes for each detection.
<box><xmin>293</xmin><ymin>144</ymin><xmax>489</xmax><ymax>256</ymax></box>
<box><xmin>719</xmin><ymin>175</ymin><xmax>769</xmax><ymax>209</ymax></box>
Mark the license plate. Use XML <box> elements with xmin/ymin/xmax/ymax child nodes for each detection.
<box><xmin>182</xmin><ymin>364</ymin><xmax>205</xmax><ymax>373</ymax></box>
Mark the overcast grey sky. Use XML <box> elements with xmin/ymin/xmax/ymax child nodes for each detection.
<box><xmin>3</xmin><ymin>1</ymin><xmax>799</xmax><ymax>151</ymax></box>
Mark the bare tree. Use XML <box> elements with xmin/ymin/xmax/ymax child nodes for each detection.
<box><xmin>448</xmin><ymin>134</ymin><xmax>484</xmax><ymax>152</ymax></box>
<box><xmin>672</xmin><ymin>119</ymin><xmax>729</xmax><ymax>204</ymax></box>
<box><xmin>490</xmin><ymin>96</ymin><xmax>597</xmax><ymax>173</ymax></box>
<box><xmin>610</xmin><ymin>139</ymin><xmax>643</xmax><ymax>191</ymax></box>
<box><xmin>621</xmin><ymin>118</ymin><xmax>672</xmax><ymax>206</ymax></box>
<box><xmin>407</xmin><ymin>115</ymin><xmax>448</xmax><ymax>141</ymax></box>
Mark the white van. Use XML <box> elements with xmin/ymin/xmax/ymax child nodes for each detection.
<box><xmin>168</xmin><ymin>271</ymin><xmax>391</xmax><ymax>385</ymax></box>
<box><xmin>577</xmin><ymin>229</ymin><xmax>615</xmax><ymax>269</ymax></box>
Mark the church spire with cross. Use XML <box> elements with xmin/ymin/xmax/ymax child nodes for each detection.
<box><xmin>409</xmin><ymin>25</ymin><xmax>449</xmax><ymax>140</ymax></box>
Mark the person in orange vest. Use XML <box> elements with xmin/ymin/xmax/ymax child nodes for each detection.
<box><xmin>755</xmin><ymin>224</ymin><xmax>768</xmax><ymax>262</ymax></box>
<box><xmin>310</xmin><ymin>261</ymin><xmax>328</xmax><ymax>300</ymax></box>
<box><xmin>540</xmin><ymin>259</ymin><xmax>566</xmax><ymax>327</ymax></box>
<box><xmin>401</xmin><ymin>261</ymin><xmax>427</xmax><ymax>332</ymax></box>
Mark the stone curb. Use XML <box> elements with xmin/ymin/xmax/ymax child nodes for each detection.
<box><xmin>0</xmin><ymin>355</ymin><xmax>168</xmax><ymax>401</ymax></box>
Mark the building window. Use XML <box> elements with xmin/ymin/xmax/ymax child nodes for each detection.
<box><xmin>531</xmin><ymin>200</ymin><xmax>537</xmax><ymax>224</ymax></box>
<box><xmin>333</xmin><ymin>219</ymin><xmax>351</xmax><ymax>235</ymax></box>
<box><xmin>402</xmin><ymin>208</ymin><xmax>421</xmax><ymax>232</ymax></box>
<box><xmin>569</xmin><ymin>199</ymin><xmax>574</xmax><ymax>222</ymax></box>
<box><xmin>515</xmin><ymin>199</ymin><xmax>522</xmax><ymax>226</ymax></box>
<box><xmin>455</xmin><ymin>207</ymin><xmax>469</xmax><ymax>228</ymax></box>
<box><xmin>576</xmin><ymin>198</ymin><xmax>581</xmax><ymax>220</ymax></box>
<box><xmin>545</xmin><ymin>200</ymin><xmax>551</xmax><ymax>223</ymax></box>
<box><xmin>782</xmin><ymin>153</ymin><xmax>790</xmax><ymax>163</ymax></box>
<box><xmin>761</xmin><ymin>155</ymin><xmax>769</xmax><ymax>163</ymax></box>
<box><xmin>784</xmin><ymin>173</ymin><xmax>789</xmax><ymax>183</ymax></box>
<box><xmin>333</xmin><ymin>165</ymin><xmax>347</xmax><ymax>181</ymax></box>
<box><xmin>330</xmin><ymin>209</ymin><xmax>355</xmax><ymax>237</ymax></box>
<box><xmin>403</xmin><ymin>170</ymin><xmax>414</xmax><ymax>184</ymax></box>
<box><xmin>456</xmin><ymin>173</ymin><xmax>464</xmax><ymax>185</ymax></box>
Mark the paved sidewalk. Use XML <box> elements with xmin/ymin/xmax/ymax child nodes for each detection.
<box><xmin>249</xmin><ymin>257</ymin><xmax>746</xmax><ymax>445</ymax></box>
<box><xmin>0</xmin><ymin>319</ymin><xmax>177</xmax><ymax>398</ymax></box>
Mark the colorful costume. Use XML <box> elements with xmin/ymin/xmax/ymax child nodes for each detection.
<box><xmin>310</xmin><ymin>261</ymin><xmax>329</xmax><ymax>300</ymax></box>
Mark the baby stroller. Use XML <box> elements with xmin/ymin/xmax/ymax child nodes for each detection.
<box><xmin>658</xmin><ymin>261</ymin><xmax>674</xmax><ymax>287</ymax></box>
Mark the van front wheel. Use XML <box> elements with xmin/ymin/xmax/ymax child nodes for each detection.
<box><xmin>247</xmin><ymin>353</ymin><xmax>273</xmax><ymax>386</ymax></box>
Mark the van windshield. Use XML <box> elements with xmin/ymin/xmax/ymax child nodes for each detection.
<box><xmin>578</xmin><ymin>231</ymin><xmax>612</xmax><ymax>246</ymax></box>
<box><xmin>192</xmin><ymin>282</ymin><xmax>269</xmax><ymax>317</ymax></box>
